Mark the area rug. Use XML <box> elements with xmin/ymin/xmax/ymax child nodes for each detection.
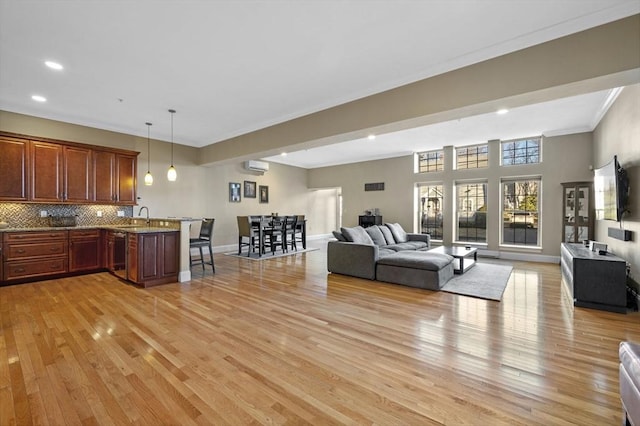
<box><xmin>224</xmin><ymin>247</ymin><xmax>319</xmax><ymax>261</ymax></box>
<box><xmin>441</xmin><ymin>262</ymin><xmax>513</xmax><ymax>301</ymax></box>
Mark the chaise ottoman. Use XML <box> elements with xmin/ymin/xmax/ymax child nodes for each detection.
<box><xmin>376</xmin><ymin>251</ymin><xmax>454</xmax><ymax>290</ymax></box>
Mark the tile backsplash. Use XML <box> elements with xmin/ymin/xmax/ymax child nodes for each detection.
<box><xmin>0</xmin><ymin>203</ymin><xmax>133</xmax><ymax>228</ymax></box>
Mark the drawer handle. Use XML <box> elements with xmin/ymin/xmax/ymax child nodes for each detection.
<box><xmin>16</xmin><ymin>249</ymin><xmax>26</xmax><ymax>254</ymax></box>
<box><xmin>50</xmin><ymin>247</ymin><xmax>60</xmax><ymax>252</ymax></box>
<box><xmin>51</xmin><ymin>264</ymin><xmax>60</xmax><ymax>269</ymax></box>
<box><xmin>15</xmin><ymin>267</ymin><xmax>25</xmax><ymax>273</ymax></box>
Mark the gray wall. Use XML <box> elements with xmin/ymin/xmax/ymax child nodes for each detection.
<box><xmin>309</xmin><ymin>133</ymin><xmax>594</xmax><ymax>258</ymax></box>
<box><xmin>593</xmin><ymin>84</ymin><xmax>640</xmax><ymax>281</ymax></box>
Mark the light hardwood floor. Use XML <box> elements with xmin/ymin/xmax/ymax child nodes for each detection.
<box><xmin>1</xmin><ymin>242</ymin><xmax>639</xmax><ymax>425</ymax></box>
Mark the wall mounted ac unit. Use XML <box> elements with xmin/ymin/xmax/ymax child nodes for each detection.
<box><xmin>244</xmin><ymin>160</ymin><xmax>269</xmax><ymax>173</ymax></box>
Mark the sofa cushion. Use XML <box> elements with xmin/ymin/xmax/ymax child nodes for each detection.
<box><xmin>386</xmin><ymin>241</ymin><xmax>429</xmax><ymax>251</ymax></box>
<box><xmin>341</xmin><ymin>226</ymin><xmax>374</xmax><ymax>245</ymax></box>
<box><xmin>379</xmin><ymin>226</ymin><xmax>396</xmax><ymax>245</ymax></box>
<box><xmin>366</xmin><ymin>225</ymin><xmax>387</xmax><ymax>246</ymax></box>
<box><xmin>332</xmin><ymin>230</ymin><xmax>347</xmax><ymax>242</ymax></box>
<box><xmin>378</xmin><ymin>248</ymin><xmax>397</xmax><ymax>258</ymax></box>
<box><xmin>386</xmin><ymin>222</ymin><xmax>408</xmax><ymax>243</ymax></box>
<box><xmin>377</xmin><ymin>251</ymin><xmax>453</xmax><ymax>271</ymax></box>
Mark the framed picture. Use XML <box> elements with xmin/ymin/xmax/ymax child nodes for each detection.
<box><xmin>244</xmin><ymin>180</ymin><xmax>256</xmax><ymax>198</ymax></box>
<box><xmin>259</xmin><ymin>185</ymin><xmax>269</xmax><ymax>203</ymax></box>
<box><xmin>229</xmin><ymin>182</ymin><xmax>241</xmax><ymax>202</ymax></box>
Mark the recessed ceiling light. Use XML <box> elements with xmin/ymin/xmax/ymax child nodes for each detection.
<box><xmin>368</xmin><ymin>134</ymin><xmax>376</xmax><ymax>140</ymax></box>
<box><xmin>45</xmin><ymin>61</ymin><xmax>63</xmax><ymax>70</ymax></box>
<box><xmin>31</xmin><ymin>95</ymin><xmax>47</xmax><ymax>102</ymax></box>
<box><xmin>280</xmin><ymin>152</ymin><xmax>287</xmax><ymax>157</ymax></box>
<box><xmin>496</xmin><ymin>109</ymin><xmax>509</xmax><ymax>115</ymax></box>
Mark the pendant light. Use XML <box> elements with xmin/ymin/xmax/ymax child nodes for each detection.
<box><xmin>144</xmin><ymin>122</ymin><xmax>153</xmax><ymax>186</ymax></box>
<box><xmin>167</xmin><ymin>109</ymin><xmax>177</xmax><ymax>181</ymax></box>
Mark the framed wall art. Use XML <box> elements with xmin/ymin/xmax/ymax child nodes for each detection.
<box><xmin>244</xmin><ymin>180</ymin><xmax>256</xmax><ymax>198</ymax></box>
<box><xmin>259</xmin><ymin>185</ymin><xmax>269</xmax><ymax>203</ymax></box>
<box><xmin>229</xmin><ymin>182</ymin><xmax>241</xmax><ymax>202</ymax></box>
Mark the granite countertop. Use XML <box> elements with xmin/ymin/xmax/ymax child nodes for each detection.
<box><xmin>0</xmin><ymin>225</ymin><xmax>179</xmax><ymax>234</ymax></box>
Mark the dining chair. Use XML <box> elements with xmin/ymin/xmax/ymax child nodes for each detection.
<box><xmin>190</xmin><ymin>218</ymin><xmax>215</xmax><ymax>272</ymax></box>
<box><xmin>284</xmin><ymin>215</ymin><xmax>298</xmax><ymax>251</ymax></box>
<box><xmin>294</xmin><ymin>214</ymin><xmax>305</xmax><ymax>249</ymax></box>
<box><xmin>262</xmin><ymin>216</ymin><xmax>284</xmax><ymax>254</ymax></box>
<box><xmin>237</xmin><ymin>216</ymin><xmax>259</xmax><ymax>256</ymax></box>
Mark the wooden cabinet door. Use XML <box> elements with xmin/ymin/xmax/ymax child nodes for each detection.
<box><xmin>69</xmin><ymin>230</ymin><xmax>101</xmax><ymax>272</ymax></box>
<box><xmin>64</xmin><ymin>146</ymin><xmax>93</xmax><ymax>203</ymax></box>
<box><xmin>160</xmin><ymin>232</ymin><xmax>179</xmax><ymax>278</ymax></box>
<box><xmin>30</xmin><ymin>141</ymin><xmax>63</xmax><ymax>202</ymax></box>
<box><xmin>0</xmin><ymin>136</ymin><xmax>29</xmax><ymax>201</ymax></box>
<box><xmin>116</xmin><ymin>155</ymin><xmax>137</xmax><ymax>204</ymax></box>
<box><xmin>93</xmin><ymin>150</ymin><xmax>116</xmax><ymax>203</ymax></box>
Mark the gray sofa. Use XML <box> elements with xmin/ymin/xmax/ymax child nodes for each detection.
<box><xmin>328</xmin><ymin>223</ymin><xmax>454</xmax><ymax>290</ymax></box>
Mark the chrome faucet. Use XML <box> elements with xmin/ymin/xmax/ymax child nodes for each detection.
<box><xmin>138</xmin><ymin>206</ymin><xmax>150</xmax><ymax>225</ymax></box>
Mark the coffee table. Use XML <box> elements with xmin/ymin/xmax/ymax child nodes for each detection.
<box><xmin>427</xmin><ymin>246</ymin><xmax>477</xmax><ymax>274</ymax></box>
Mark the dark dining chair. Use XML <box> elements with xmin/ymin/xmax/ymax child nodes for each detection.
<box><xmin>293</xmin><ymin>214</ymin><xmax>305</xmax><ymax>249</ymax></box>
<box><xmin>237</xmin><ymin>216</ymin><xmax>259</xmax><ymax>256</ymax></box>
<box><xmin>190</xmin><ymin>218</ymin><xmax>215</xmax><ymax>272</ymax></box>
<box><xmin>262</xmin><ymin>216</ymin><xmax>285</xmax><ymax>254</ymax></box>
<box><xmin>284</xmin><ymin>215</ymin><xmax>298</xmax><ymax>252</ymax></box>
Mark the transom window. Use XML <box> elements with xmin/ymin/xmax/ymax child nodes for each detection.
<box><xmin>501</xmin><ymin>137</ymin><xmax>541</xmax><ymax>166</ymax></box>
<box><xmin>418</xmin><ymin>183</ymin><xmax>443</xmax><ymax>240</ymax></box>
<box><xmin>502</xmin><ymin>178</ymin><xmax>541</xmax><ymax>246</ymax></box>
<box><xmin>456</xmin><ymin>144</ymin><xmax>488</xmax><ymax>169</ymax></box>
<box><xmin>417</xmin><ymin>150</ymin><xmax>444</xmax><ymax>173</ymax></box>
<box><xmin>456</xmin><ymin>182</ymin><xmax>487</xmax><ymax>243</ymax></box>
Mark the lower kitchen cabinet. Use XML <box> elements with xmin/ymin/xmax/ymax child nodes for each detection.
<box><xmin>127</xmin><ymin>231</ymin><xmax>179</xmax><ymax>288</ymax></box>
<box><xmin>69</xmin><ymin>229</ymin><xmax>102</xmax><ymax>272</ymax></box>
<box><xmin>2</xmin><ymin>230</ymin><xmax>68</xmax><ymax>281</ymax></box>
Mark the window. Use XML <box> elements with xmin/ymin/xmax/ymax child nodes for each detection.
<box><xmin>501</xmin><ymin>137</ymin><xmax>541</xmax><ymax>165</ymax></box>
<box><xmin>502</xmin><ymin>178</ymin><xmax>540</xmax><ymax>246</ymax></box>
<box><xmin>456</xmin><ymin>144</ymin><xmax>488</xmax><ymax>169</ymax></box>
<box><xmin>418</xmin><ymin>183</ymin><xmax>443</xmax><ymax>240</ymax></box>
<box><xmin>417</xmin><ymin>150</ymin><xmax>444</xmax><ymax>173</ymax></box>
<box><xmin>456</xmin><ymin>182</ymin><xmax>487</xmax><ymax>243</ymax></box>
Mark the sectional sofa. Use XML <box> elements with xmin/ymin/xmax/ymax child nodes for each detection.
<box><xmin>328</xmin><ymin>223</ymin><xmax>454</xmax><ymax>290</ymax></box>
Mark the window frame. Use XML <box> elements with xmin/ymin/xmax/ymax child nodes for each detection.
<box><xmin>416</xmin><ymin>149</ymin><xmax>445</xmax><ymax>173</ymax></box>
<box><xmin>455</xmin><ymin>143</ymin><xmax>489</xmax><ymax>170</ymax></box>
<box><xmin>501</xmin><ymin>137</ymin><xmax>541</xmax><ymax>166</ymax></box>
<box><xmin>417</xmin><ymin>182</ymin><xmax>444</xmax><ymax>241</ymax></box>
<box><xmin>454</xmin><ymin>180</ymin><xmax>488</xmax><ymax>244</ymax></box>
<box><xmin>501</xmin><ymin>177</ymin><xmax>542</xmax><ymax>248</ymax></box>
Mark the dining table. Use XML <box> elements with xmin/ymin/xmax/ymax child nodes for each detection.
<box><xmin>249</xmin><ymin>216</ymin><xmax>307</xmax><ymax>257</ymax></box>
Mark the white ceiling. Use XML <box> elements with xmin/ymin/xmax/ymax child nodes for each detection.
<box><xmin>1</xmin><ymin>1</ymin><xmax>638</xmax><ymax>168</ymax></box>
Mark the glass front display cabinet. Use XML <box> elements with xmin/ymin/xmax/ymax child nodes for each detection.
<box><xmin>561</xmin><ymin>182</ymin><xmax>593</xmax><ymax>243</ymax></box>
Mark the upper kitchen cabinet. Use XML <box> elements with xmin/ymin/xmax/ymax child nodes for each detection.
<box><xmin>0</xmin><ymin>136</ymin><xmax>29</xmax><ymax>201</ymax></box>
<box><xmin>93</xmin><ymin>150</ymin><xmax>137</xmax><ymax>205</ymax></box>
<box><xmin>31</xmin><ymin>141</ymin><xmax>93</xmax><ymax>203</ymax></box>
<box><xmin>0</xmin><ymin>131</ymin><xmax>138</xmax><ymax>205</ymax></box>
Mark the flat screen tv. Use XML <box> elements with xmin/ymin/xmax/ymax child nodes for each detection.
<box><xmin>594</xmin><ymin>155</ymin><xmax>629</xmax><ymax>221</ymax></box>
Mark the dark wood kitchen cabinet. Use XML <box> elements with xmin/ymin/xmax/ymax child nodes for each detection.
<box><xmin>2</xmin><ymin>230</ymin><xmax>68</xmax><ymax>281</ymax></box>
<box><xmin>0</xmin><ymin>131</ymin><xmax>138</xmax><ymax>205</ymax></box>
<box><xmin>69</xmin><ymin>229</ymin><xmax>102</xmax><ymax>272</ymax></box>
<box><xmin>93</xmin><ymin>150</ymin><xmax>137</xmax><ymax>205</ymax></box>
<box><xmin>30</xmin><ymin>142</ymin><xmax>93</xmax><ymax>203</ymax></box>
<box><xmin>127</xmin><ymin>231</ymin><xmax>179</xmax><ymax>288</ymax></box>
<box><xmin>0</xmin><ymin>136</ymin><xmax>29</xmax><ymax>201</ymax></box>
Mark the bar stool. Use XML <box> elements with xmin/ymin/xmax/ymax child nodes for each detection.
<box><xmin>190</xmin><ymin>218</ymin><xmax>215</xmax><ymax>272</ymax></box>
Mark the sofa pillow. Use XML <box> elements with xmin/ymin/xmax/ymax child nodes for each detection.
<box><xmin>341</xmin><ymin>226</ymin><xmax>374</xmax><ymax>245</ymax></box>
<box><xmin>365</xmin><ymin>225</ymin><xmax>387</xmax><ymax>246</ymax></box>
<box><xmin>332</xmin><ymin>230</ymin><xmax>347</xmax><ymax>241</ymax></box>
<box><xmin>386</xmin><ymin>222</ymin><xmax>408</xmax><ymax>243</ymax></box>
<box><xmin>379</xmin><ymin>225</ymin><xmax>396</xmax><ymax>245</ymax></box>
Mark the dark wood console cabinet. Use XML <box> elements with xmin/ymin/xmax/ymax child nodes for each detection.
<box><xmin>358</xmin><ymin>215</ymin><xmax>383</xmax><ymax>228</ymax></box>
<box><xmin>560</xmin><ymin>243</ymin><xmax>627</xmax><ymax>313</ymax></box>
<box><xmin>127</xmin><ymin>231</ymin><xmax>179</xmax><ymax>288</ymax></box>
